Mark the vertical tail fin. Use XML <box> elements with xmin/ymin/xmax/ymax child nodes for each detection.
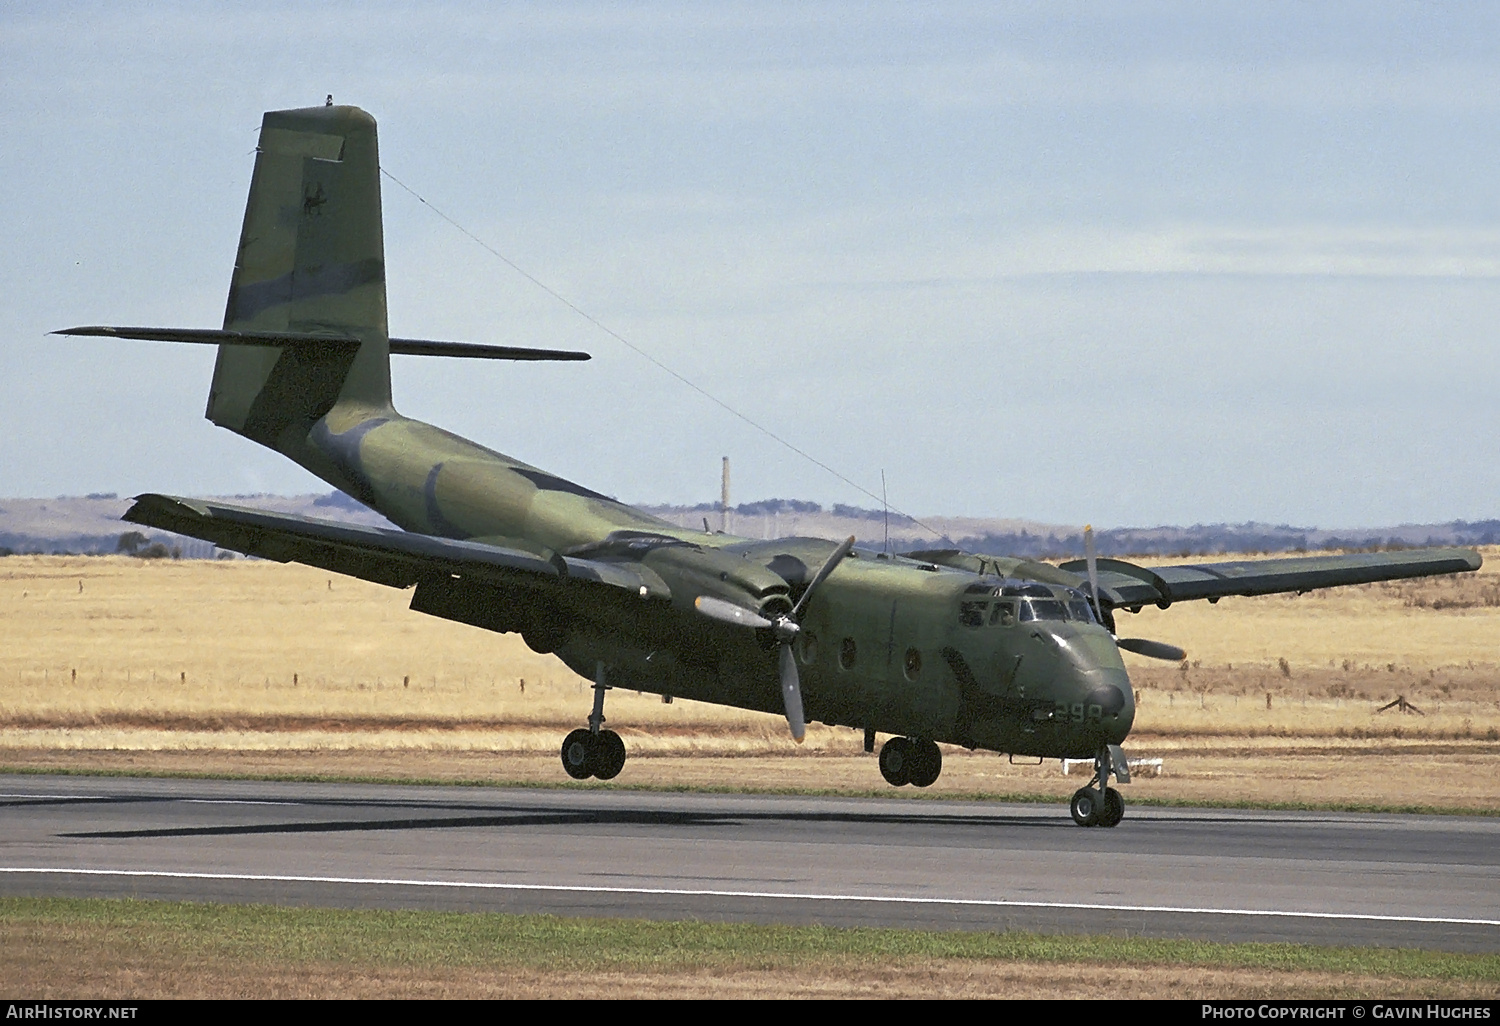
<box><xmin>207</xmin><ymin>104</ymin><xmax>392</xmax><ymax>451</ymax></box>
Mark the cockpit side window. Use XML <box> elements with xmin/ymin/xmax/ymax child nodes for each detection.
<box><xmin>990</xmin><ymin>600</ymin><xmax>1017</xmax><ymax>627</ymax></box>
<box><xmin>958</xmin><ymin>600</ymin><xmax>989</xmax><ymax>628</ymax></box>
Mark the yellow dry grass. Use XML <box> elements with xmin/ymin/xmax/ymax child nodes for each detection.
<box><xmin>2</xmin><ymin>552</ymin><xmax>1498</xmax><ymax>811</ymax></box>
<box><xmin>0</xmin><ymin>554</ymin><xmax>759</xmax><ymax>726</ymax></box>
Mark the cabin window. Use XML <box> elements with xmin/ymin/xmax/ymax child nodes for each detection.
<box><xmin>958</xmin><ymin>601</ymin><xmax>988</xmax><ymax>628</ymax></box>
<box><xmin>990</xmin><ymin>600</ymin><xmax>1018</xmax><ymax>627</ymax></box>
<box><xmin>799</xmin><ymin>631</ymin><xmax>819</xmax><ymax>665</ymax></box>
<box><xmin>903</xmin><ymin>648</ymin><xmax>922</xmax><ymax>680</ymax></box>
<box><xmin>839</xmin><ymin>637</ymin><xmax>858</xmax><ymax>670</ymax></box>
<box><xmin>1067</xmin><ymin>598</ymin><xmax>1095</xmax><ymax>623</ymax></box>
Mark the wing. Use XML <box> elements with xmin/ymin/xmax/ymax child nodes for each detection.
<box><xmin>1056</xmin><ymin>548</ymin><xmax>1481</xmax><ymax>610</ymax></box>
<box><xmin>122</xmin><ymin>493</ymin><xmax>671</xmax><ymax>632</ymax></box>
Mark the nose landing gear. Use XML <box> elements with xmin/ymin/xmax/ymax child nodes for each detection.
<box><xmin>878</xmin><ymin>736</ymin><xmax>942</xmax><ymax>787</ymax></box>
<box><xmin>1070</xmin><ymin>744</ymin><xmax>1129</xmax><ymax>827</ymax></box>
<box><xmin>560</xmin><ymin>662</ymin><xmax>628</xmax><ymax>781</ymax></box>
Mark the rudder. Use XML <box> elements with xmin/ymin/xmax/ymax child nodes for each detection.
<box><xmin>207</xmin><ymin>104</ymin><xmax>392</xmax><ymax>452</ymax></box>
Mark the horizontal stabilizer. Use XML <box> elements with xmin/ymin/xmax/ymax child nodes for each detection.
<box><xmin>389</xmin><ymin>338</ymin><xmax>589</xmax><ymax>361</ymax></box>
<box><xmin>53</xmin><ymin>326</ymin><xmax>590</xmax><ymax>361</ymax></box>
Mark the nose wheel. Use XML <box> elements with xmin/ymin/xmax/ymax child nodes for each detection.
<box><xmin>1069</xmin><ymin>785</ymin><xmax>1123</xmax><ymax>827</ymax></box>
<box><xmin>1070</xmin><ymin>745</ymin><xmax>1128</xmax><ymax>827</ymax></box>
<box><xmin>559</xmin><ymin>662</ymin><xmax>628</xmax><ymax>781</ymax></box>
<box><xmin>878</xmin><ymin>736</ymin><xmax>942</xmax><ymax>787</ymax></box>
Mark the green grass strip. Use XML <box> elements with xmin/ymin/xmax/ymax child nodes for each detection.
<box><xmin>2</xmin><ymin>897</ymin><xmax>1496</xmax><ymax>981</ymax></box>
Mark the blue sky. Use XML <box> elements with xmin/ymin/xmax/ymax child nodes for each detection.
<box><xmin>4</xmin><ymin>2</ymin><xmax>1499</xmax><ymax>528</ymax></box>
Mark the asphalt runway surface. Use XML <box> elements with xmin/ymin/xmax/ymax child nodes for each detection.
<box><xmin>1</xmin><ymin>774</ymin><xmax>1496</xmax><ymax>952</ymax></box>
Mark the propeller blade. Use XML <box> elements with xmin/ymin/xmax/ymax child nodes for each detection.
<box><xmin>1117</xmin><ymin>637</ymin><xmax>1187</xmax><ymax>662</ymax></box>
<box><xmin>694</xmin><ymin>594</ymin><xmax>772</xmax><ymax>630</ymax></box>
<box><xmin>1084</xmin><ymin>523</ymin><xmax>1101</xmax><ymax>616</ymax></box>
<box><xmin>779</xmin><ymin>643</ymin><xmax>806</xmax><ymax>743</ymax></box>
<box><xmin>790</xmin><ymin>535</ymin><xmax>856</xmax><ymax>621</ymax></box>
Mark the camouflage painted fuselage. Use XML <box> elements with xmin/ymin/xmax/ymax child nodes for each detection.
<box><xmin>193</xmin><ymin>102</ymin><xmax>1131</xmax><ymax>757</ymax></box>
<box><xmin>294</xmin><ymin>399</ymin><xmax>1136</xmax><ymax>758</ymax></box>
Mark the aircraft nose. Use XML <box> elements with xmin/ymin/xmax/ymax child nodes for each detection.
<box><xmin>1085</xmin><ymin>676</ymin><xmax>1135</xmax><ymax>744</ymax></box>
<box><xmin>1056</xmin><ymin>627</ymin><xmax>1135</xmax><ymax>744</ymax></box>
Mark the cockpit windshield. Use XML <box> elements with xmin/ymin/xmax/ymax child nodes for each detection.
<box><xmin>1017</xmin><ymin>597</ymin><xmax>1067</xmax><ymax>622</ymax></box>
<box><xmin>959</xmin><ymin>580</ymin><xmax>1098</xmax><ymax>627</ymax></box>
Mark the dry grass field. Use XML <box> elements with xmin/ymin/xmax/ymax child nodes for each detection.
<box><xmin>4</xmin><ymin>553</ymin><xmax>1499</xmax><ymax>999</ymax></box>
<box><xmin>1</xmin><ymin>551</ymin><xmax>1498</xmax><ymax>811</ymax></box>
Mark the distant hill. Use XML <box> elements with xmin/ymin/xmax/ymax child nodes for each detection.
<box><xmin>643</xmin><ymin>500</ymin><xmax>1500</xmax><ymax>559</ymax></box>
<box><xmin>0</xmin><ymin>493</ymin><xmax>396</xmax><ymax>558</ymax></box>
<box><xmin>1</xmin><ymin>492</ymin><xmax>1494</xmax><ymax>560</ymax></box>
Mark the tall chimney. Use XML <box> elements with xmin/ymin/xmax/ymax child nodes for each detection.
<box><xmin>721</xmin><ymin>456</ymin><xmax>731</xmax><ymax>534</ymax></box>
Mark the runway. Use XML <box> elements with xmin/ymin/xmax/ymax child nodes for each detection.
<box><xmin>1</xmin><ymin>774</ymin><xmax>1495</xmax><ymax>952</ymax></box>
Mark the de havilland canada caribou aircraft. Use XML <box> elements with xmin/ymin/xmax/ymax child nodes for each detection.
<box><xmin>59</xmin><ymin>103</ymin><xmax>1482</xmax><ymax>826</ymax></box>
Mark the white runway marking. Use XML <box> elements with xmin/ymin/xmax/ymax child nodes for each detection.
<box><xmin>0</xmin><ymin>793</ymin><xmax>297</xmax><ymax>806</ymax></box>
<box><xmin>0</xmin><ymin>793</ymin><xmax>117</xmax><ymax>801</ymax></box>
<box><xmin>2</xmin><ymin>866</ymin><xmax>1495</xmax><ymax>927</ymax></box>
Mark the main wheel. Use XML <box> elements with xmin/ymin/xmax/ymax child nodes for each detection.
<box><xmin>906</xmin><ymin>739</ymin><xmax>942</xmax><ymax>788</ymax></box>
<box><xmin>1070</xmin><ymin>787</ymin><xmax>1100</xmax><ymax>827</ymax></box>
<box><xmin>561</xmin><ymin>728</ymin><xmax>594</xmax><ymax>779</ymax></box>
<box><xmin>878</xmin><ymin>737</ymin><xmax>911</xmax><ymax>786</ymax></box>
<box><xmin>1098</xmin><ymin>787</ymin><xmax>1125</xmax><ymax>828</ymax></box>
<box><xmin>592</xmin><ymin>729</ymin><xmax>627</xmax><ymax>780</ymax></box>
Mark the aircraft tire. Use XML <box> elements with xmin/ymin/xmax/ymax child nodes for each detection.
<box><xmin>592</xmin><ymin>729</ymin><xmax>627</xmax><ymax>780</ymax></box>
<box><xmin>561</xmin><ymin>729</ymin><xmax>595</xmax><ymax>779</ymax></box>
<box><xmin>878</xmin><ymin>737</ymin><xmax>912</xmax><ymax>787</ymax></box>
<box><xmin>1070</xmin><ymin>787</ymin><xmax>1100</xmax><ymax>827</ymax></box>
<box><xmin>1098</xmin><ymin>787</ymin><xmax>1125</xmax><ymax>828</ymax></box>
<box><xmin>906</xmin><ymin>739</ymin><xmax>942</xmax><ymax>787</ymax></box>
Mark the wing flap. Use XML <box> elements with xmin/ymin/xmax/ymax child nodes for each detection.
<box><xmin>123</xmin><ymin>492</ymin><xmax>675</xmax><ymax>609</ymax></box>
<box><xmin>123</xmin><ymin>493</ymin><xmax>563</xmax><ymax>589</ymax></box>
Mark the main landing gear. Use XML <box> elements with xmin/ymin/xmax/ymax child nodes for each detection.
<box><xmin>560</xmin><ymin>662</ymin><xmax>627</xmax><ymax>781</ymax></box>
<box><xmin>878</xmin><ymin>736</ymin><xmax>942</xmax><ymax>788</ymax></box>
<box><xmin>1070</xmin><ymin>744</ymin><xmax>1128</xmax><ymax>828</ymax></box>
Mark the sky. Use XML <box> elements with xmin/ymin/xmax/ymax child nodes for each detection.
<box><xmin>4</xmin><ymin>1</ymin><xmax>1499</xmax><ymax>529</ymax></box>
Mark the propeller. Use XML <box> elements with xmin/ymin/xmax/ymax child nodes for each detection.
<box><xmin>693</xmin><ymin>535</ymin><xmax>856</xmax><ymax>742</ymax></box>
<box><xmin>1116</xmin><ymin>637</ymin><xmax>1188</xmax><ymax>662</ymax></box>
<box><xmin>1084</xmin><ymin>524</ymin><xmax>1187</xmax><ymax>663</ymax></box>
<box><xmin>1083</xmin><ymin>523</ymin><xmax>1102</xmax><ymax>620</ymax></box>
